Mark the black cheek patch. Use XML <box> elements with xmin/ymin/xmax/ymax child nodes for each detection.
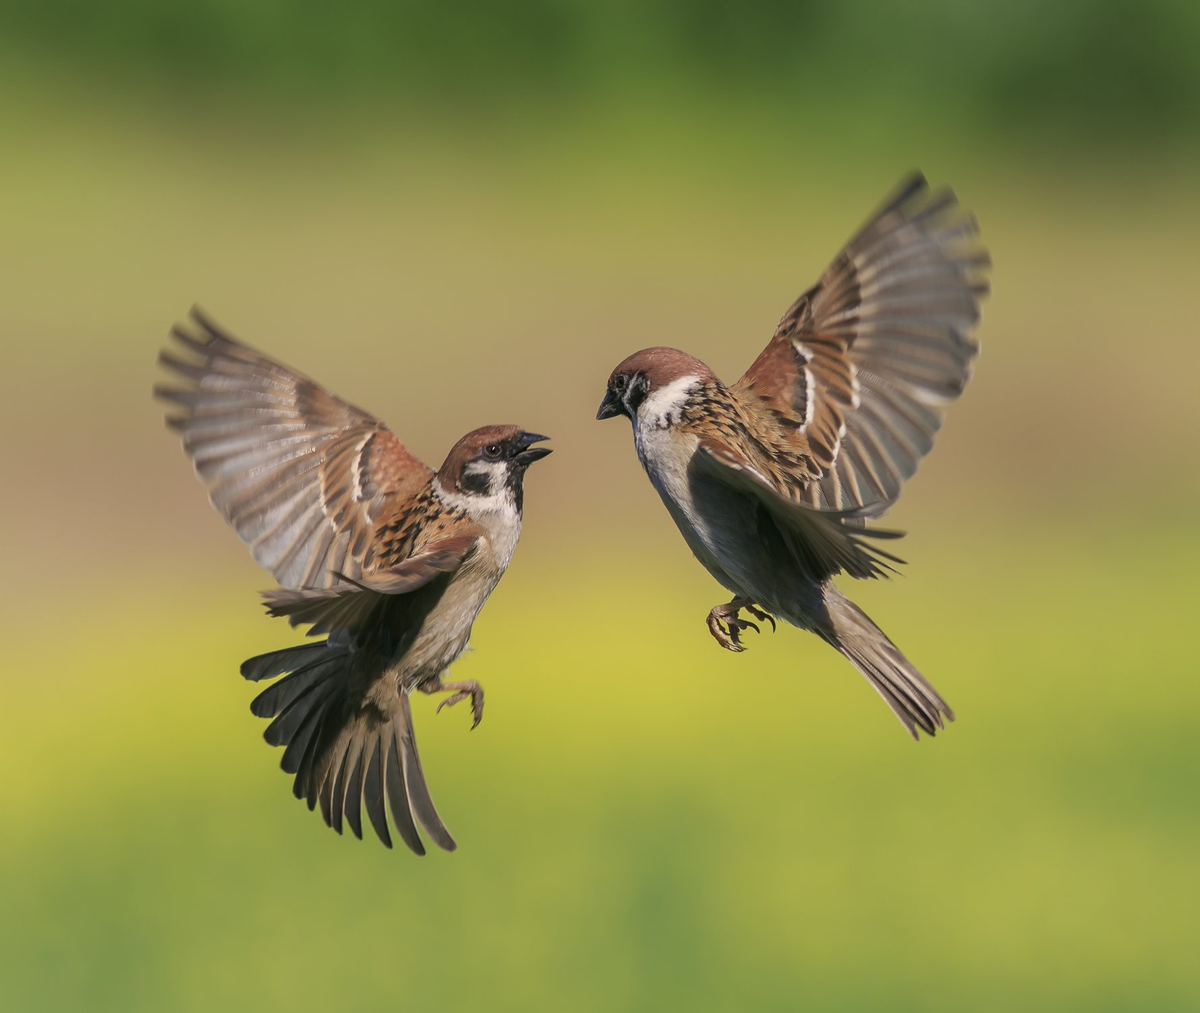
<box><xmin>623</xmin><ymin>373</ymin><xmax>650</xmax><ymax>414</ymax></box>
<box><xmin>458</xmin><ymin>470</ymin><xmax>492</xmax><ymax>496</ymax></box>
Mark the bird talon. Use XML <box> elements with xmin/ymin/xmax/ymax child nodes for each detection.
<box><xmin>426</xmin><ymin>681</ymin><xmax>485</xmax><ymax>728</ymax></box>
<box><xmin>435</xmin><ymin>693</ymin><xmax>464</xmax><ymax>715</ymax></box>
<box><xmin>706</xmin><ymin>599</ymin><xmax>774</xmax><ymax>652</ymax></box>
<box><xmin>741</xmin><ymin>602</ymin><xmax>775</xmax><ymax>631</ymax></box>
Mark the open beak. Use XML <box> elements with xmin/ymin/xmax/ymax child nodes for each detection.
<box><xmin>596</xmin><ymin>390</ymin><xmax>622</xmax><ymax>420</ymax></box>
<box><xmin>514</xmin><ymin>432</ymin><xmax>552</xmax><ymax>466</ymax></box>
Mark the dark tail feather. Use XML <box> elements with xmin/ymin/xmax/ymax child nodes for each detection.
<box><xmin>818</xmin><ymin>589</ymin><xmax>954</xmax><ymax>740</ymax></box>
<box><xmin>242</xmin><ymin>642</ymin><xmax>456</xmax><ymax>854</ymax></box>
<box><xmin>240</xmin><ymin>643</ymin><xmax>328</xmax><ymax>682</ymax></box>
<box><xmin>396</xmin><ymin>694</ymin><xmax>456</xmax><ymax>851</ymax></box>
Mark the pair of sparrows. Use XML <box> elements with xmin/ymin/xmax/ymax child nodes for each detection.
<box><xmin>157</xmin><ymin>172</ymin><xmax>988</xmax><ymax>854</ymax></box>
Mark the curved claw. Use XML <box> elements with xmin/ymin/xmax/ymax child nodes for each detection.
<box><xmin>753</xmin><ymin>609</ymin><xmax>782</xmax><ymax>633</ymax></box>
<box><xmin>435</xmin><ymin>693</ymin><xmax>465</xmax><ymax>716</ymax></box>
<box><xmin>707</xmin><ymin>612</ymin><xmax>742</xmax><ymax>652</ymax></box>
<box><xmin>706</xmin><ymin>599</ymin><xmax>777</xmax><ymax>652</ymax></box>
<box><xmin>744</xmin><ymin>604</ymin><xmax>776</xmax><ymax>633</ymax></box>
<box><xmin>428</xmin><ymin>681</ymin><xmax>485</xmax><ymax>729</ymax></box>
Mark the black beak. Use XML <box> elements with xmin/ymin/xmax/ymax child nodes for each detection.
<box><xmin>514</xmin><ymin>432</ymin><xmax>552</xmax><ymax>466</ymax></box>
<box><xmin>596</xmin><ymin>390</ymin><xmax>623</xmax><ymax>421</ymax></box>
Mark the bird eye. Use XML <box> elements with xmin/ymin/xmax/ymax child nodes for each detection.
<box><xmin>612</xmin><ymin>374</ymin><xmax>628</xmax><ymax>392</ymax></box>
<box><xmin>484</xmin><ymin>443</ymin><xmax>502</xmax><ymax>459</ymax></box>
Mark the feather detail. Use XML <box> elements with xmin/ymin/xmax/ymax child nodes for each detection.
<box><xmin>734</xmin><ymin>172</ymin><xmax>988</xmax><ymax>517</ymax></box>
<box><xmin>693</xmin><ymin>437</ymin><xmax>904</xmax><ymax>583</ymax></box>
<box><xmin>155</xmin><ymin>307</ymin><xmax>434</xmax><ymax>590</ymax></box>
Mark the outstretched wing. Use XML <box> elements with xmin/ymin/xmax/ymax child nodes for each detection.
<box><xmin>733</xmin><ymin>172</ymin><xmax>989</xmax><ymax>517</ymax></box>
<box><xmin>156</xmin><ymin>307</ymin><xmax>433</xmax><ymax>590</ymax></box>
<box><xmin>693</xmin><ymin>437</ymin><xmax>905</xmax><ymax>584</ymax></box>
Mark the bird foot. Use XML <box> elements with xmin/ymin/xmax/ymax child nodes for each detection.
<box><xmin>423</xmin><ymin>680</ymin><xmax>485</xmax><ymax>729</ymax></box>
<box><xmin>742</xmin><ymin>602</ymin><xmax>776</xmax><ymax>632</ymax></box>
<box><xmin>705</xmin><ymin>598</ymin><xmax>776</xmax><ymax>653</ymax></box>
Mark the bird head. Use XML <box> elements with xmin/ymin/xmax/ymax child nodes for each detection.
<box><xmin>438</xmin><ymin>426</ymin><xmax>551</xmax><ymax>510</ymax></box>
<box><xmin>596</xmin><ymin>347</ymin><xmax>714</xmax><ymax>427</ymax></box>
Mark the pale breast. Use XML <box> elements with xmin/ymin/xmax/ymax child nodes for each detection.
<box><xmin>634</xmin><ymin>424</ymin><xmax>742</xmax><ymax>594</ymax></box>
<box><xmin>395</xmin><ymin>528</ymin><xmax>513</xmax><ymax>685</ymax></box>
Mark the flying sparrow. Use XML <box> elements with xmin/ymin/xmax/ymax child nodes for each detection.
<box><xmin>596</xmin><ymin>173</ymin><xmax>988</xmax><ymax>739</ymax></box>
<box><xmin>156</xmin><ymin>308</ymin><xmax>551</xmax><ymax>852</ymax></box>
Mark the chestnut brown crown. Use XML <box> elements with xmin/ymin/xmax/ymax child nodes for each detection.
<box><xmin>597</xmin><ymin>346</ymin><xmax>715</xmax><ymax>421</ymax></box>
<box><xmin>437</xmin><ymin>425</ymin><xmax>552</xmax><ymax>487</ymax></box>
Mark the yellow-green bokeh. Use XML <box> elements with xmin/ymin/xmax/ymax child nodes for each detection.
<box><xmin>2</xmin><ymin>5</ymin><xmax>1199</xmax><ymax>1010</ymax></box>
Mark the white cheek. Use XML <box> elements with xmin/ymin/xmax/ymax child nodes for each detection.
<box><xmin>636</xmin><ymin>375</ymin><xmax>701</xmax><ymax>429</ymax></box>
<box><xmin>434</xmin><ymin>465</ymin><xmax>520</xmax><ymax>539</ymax></box>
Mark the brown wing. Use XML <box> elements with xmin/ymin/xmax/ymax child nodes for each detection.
<box><xmin>694</xmin><ymin>437</ymin><xmax>905</xmax><ymax>583</ymax></box>
<box><xmin>259</xmin><ymin>534</ymin><xmax>480</xmax><ymax>638</ymax></box>
<box><xmin>155</xmin><ymin>307</ymin><xmax>433</xmax><ymax>590</ymax></box>
<box><xmin>733</xmin><ymin>172</ymin><xmax>989</xmax><ymax>517</ymax></box>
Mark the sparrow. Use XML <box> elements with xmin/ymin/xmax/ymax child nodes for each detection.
<box><xmin>155</xmin><ymin>308</ymin><xmax>551</xmax><ymax>853</ymax></box>
<box><xmin>596</xmin><ymin>173</ymin><xmax>988</xmax><ymax>739</ymax></box>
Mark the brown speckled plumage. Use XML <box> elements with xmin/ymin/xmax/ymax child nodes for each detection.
<box><xmin>598</xmin><ymin>172</ymin><xmax>989</xmax><ymax>740</ymax></box>
<box><xmin>157</xmin><ymin>310</ymin><xmax>550</xmax><ymax>853</ymax></box>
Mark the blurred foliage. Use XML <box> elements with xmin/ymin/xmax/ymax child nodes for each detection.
<box><xmin>2</xmin><ymin>538</ymin><xmax>1198</xmax><ymax>1011</ymax></box>
<box><xmin>2</xmin><ymin>0</ymin><xmax>1199</xmax><ymax>143</ymax></box>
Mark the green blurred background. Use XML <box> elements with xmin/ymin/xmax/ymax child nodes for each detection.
<box><xmin>2</xmin><ymin>2</ymin><xmax>1198</xmax><ymax>1010</ymax></box>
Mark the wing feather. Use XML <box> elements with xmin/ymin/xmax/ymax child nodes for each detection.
<box><xmin>694</xmin><ymin>438</ymin><xmax>904</xmax><ymax>584</ymax></box>
<box><xmin>734</xmin><ymin>172</ymin><xmax>988</xmax><ymax>517</ymax></box>
<box><xmin>156</xmin><ymin>307</ymin><xmax>433</xmax><ymax>590</ymax></box>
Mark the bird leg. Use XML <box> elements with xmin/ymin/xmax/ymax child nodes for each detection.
<box><xmin>422</xmin><ymin>680</ymin><xmax>485</xmax><ymax>729</ymax></box>
<box><xmin>706</xmin><ymin>597</ymin><xmax>776</xmax><ymax>653</ymax></box>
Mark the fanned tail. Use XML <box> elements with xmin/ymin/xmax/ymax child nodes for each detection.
<box><xmin>240</xmin><ymin>642</ymin><xmax>455</xmax><ymax>854</ymax></box>
<box><xmin>816</xmin><ymin>587</ymin><xmax>953</xmax><ymax>740</ymax></box>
